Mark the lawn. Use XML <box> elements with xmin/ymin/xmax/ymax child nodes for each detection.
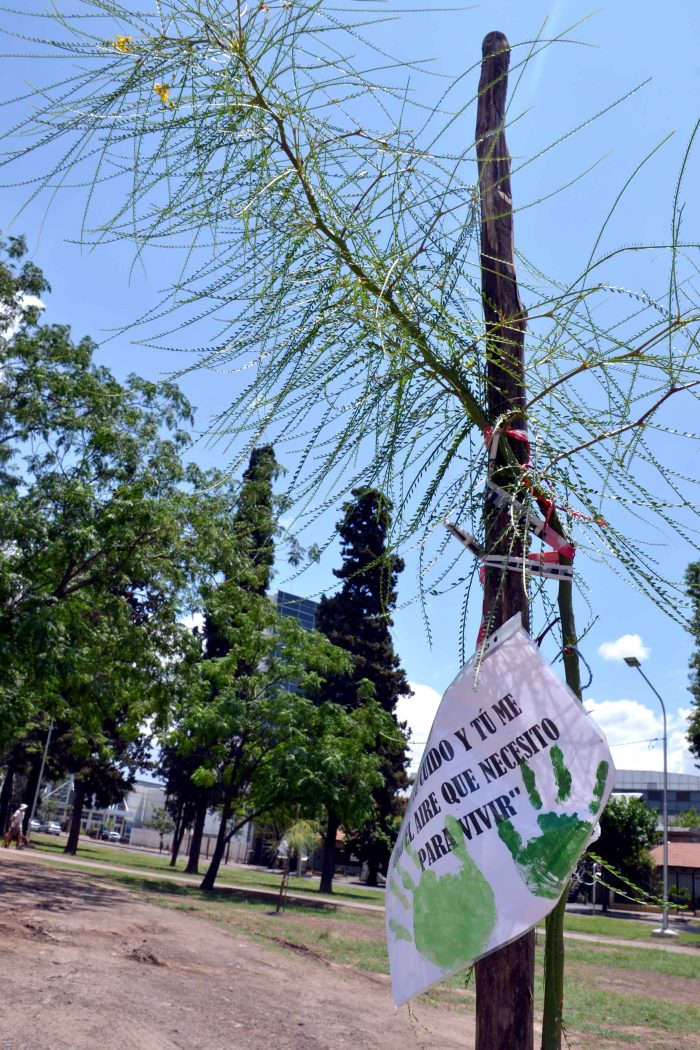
<box><xmin>28</xmin><ymin>833</ymin><xmax>385</xmax><ymax>904</ymax></box>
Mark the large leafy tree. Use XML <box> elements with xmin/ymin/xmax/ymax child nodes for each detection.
<box><xmin>685</xmin><ymin>562</ymin><xmax>700</xmax><ymax>765</ymax></box>
<box><xmin>592</xmin><ymin>794</ymin><xmax>659</xmax><ymax>909</ymax></box>
<box><xmin>315</xmin><ymin>488</ymin><xmax>411</xmax><ymax>891</ymax></box>
<box><xmin>0</xmin><ymin>239</ymin><xmax>222</xmax><ymax>848</ymax></box>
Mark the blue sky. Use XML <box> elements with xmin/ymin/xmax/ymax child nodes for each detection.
<box><xmin>3</xmin><ymin>1</ymin><xmax>700</xmax><ymax>778</ymax></box>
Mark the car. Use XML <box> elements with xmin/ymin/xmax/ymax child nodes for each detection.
<box><xmin>37</xmin><ymin>821</ymin><xmax>61</xmax><ymax>835</ymax></box>
<box><xmin>29</xmin><ymin>819</ymin><xmax>41</xmax><ymax>832</ymax></box>
<box><xmin>107</xmin><ymin>831</ymin><xmax>121</xmax><ymax>842</ymax></box>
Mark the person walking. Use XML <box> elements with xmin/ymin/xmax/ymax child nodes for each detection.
<box><xmin>2</xmin><ymin>803</ymin><xmax>28</xmax><ymax>849</ymax></box>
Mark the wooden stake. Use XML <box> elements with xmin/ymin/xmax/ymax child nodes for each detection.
<box><xmin>474</xmin><ymin>31</ymin><xmax>535</xmax><ymax>1050</ymax></box>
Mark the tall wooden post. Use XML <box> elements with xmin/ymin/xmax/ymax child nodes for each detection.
<box><xmin>474</xmin><ymin>31</ymin><xmax>535</xmax><ymax>1050</ymax></box>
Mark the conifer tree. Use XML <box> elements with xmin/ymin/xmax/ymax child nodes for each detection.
<box><xmin>176</xmin><ymin>445</ymin><xmax>281</xmax><ymax>873</ymax></box>
<box><xmin>203</xmin><ymin>444</ymin><xmax>279</xmax><ymax>659</ymax></box>
<box><xmin>315</xmin><ymin>488</ymin><xmax>411</xmax><ymax>890</ymax></box>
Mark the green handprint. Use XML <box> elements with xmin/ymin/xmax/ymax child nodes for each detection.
<box><xmin>389</xmin><ymin>814</ymin><xmax>496</xmax><ymax>969</ymax></box>
<box><xmin>498</xmin><ymin>745</ymin><xmax>609</xmax><ymax>899</ymax></box>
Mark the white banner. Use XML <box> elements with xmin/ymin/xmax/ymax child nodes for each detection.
<box><xmin>386</xmin><ymin>616</ymin><xmax>614</xmax><ymax>1005</ymax></box>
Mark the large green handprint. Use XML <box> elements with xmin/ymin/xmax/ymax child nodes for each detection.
<box><xmin>498</xmin><ymin>745</ymin><xmax>609</xmax><ymax>899</ymax></box>
<box><xmin>389</xmin><ymin>814</ymin><xmax>496</xmax><ymax>969</ymax></box>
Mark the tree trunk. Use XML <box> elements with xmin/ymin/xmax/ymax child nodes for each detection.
<box><xmin>365</xmin><ymin>856</ymin><xmax>380</xmax><ymax>887</ymax></box>
<box><xmin>541</xmin><ymin>556</ymin><xmax>583</xmax><ymax>1050</ymax></box>
<box><xmin>0</xmin><ymin>753</ymin><xmax>18</xmax><ymax>833</ymax></box>
<box><xmin>200</xmin><ymin>791</ymin><xmax>232</xmax><ymax>892</ymax></box>
<box><xmin>185</xmin><ymin>799</ymin><xmax>207</xmax><ymax>875</ymax></box>
<box><xmin>21</xmin><ymin>755</ymin><xmax>42</xmax><ymax>835</ymax></box>
<box><xmin>319</xmin><ymin>811</ymin><xmax>339</xmax><ymax>894</ymax></box>
<box><xmin>64</xmin><ymin>780</ymin><xmax>86</xmax><ymax>855</ymax></box>
<box><xmin>170</xmin><ymin>808</ymin><xmax>187</xmax><ymax>867</ymax></box>
<box><xmin>474</xmin><ymin>31</ymin><xmax>534</xmax><ymax>1050</ymax></box>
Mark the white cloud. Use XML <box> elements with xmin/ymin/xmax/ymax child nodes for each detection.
<box><xmin>397</xmin><ymin>681</ymin><xmax>442</xmax><ymax>774</ymax></box>
<box><xmin>597</xmin><ymin>634</ymin><xmax>650</xmax><ymax>663</ymax></box>
<box><xmin>585</xmin><ymin>697</ymin><xmax>697</xmax><ymax>774</ymax></box>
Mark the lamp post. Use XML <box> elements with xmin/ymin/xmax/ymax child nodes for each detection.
<box><xmin>623</xmin><ymin>657</ymin><xmax>678</xmax><ymax>938</ymax></box>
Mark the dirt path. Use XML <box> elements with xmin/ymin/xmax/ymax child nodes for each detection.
<box><xmin>0</xmin><ymin>852</ymin><xmax>470</xmax><ymax>1050</ymax></box>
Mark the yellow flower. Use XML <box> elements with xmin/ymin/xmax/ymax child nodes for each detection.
<box><xmin>113</xmin><ymin>35</ymin><xmax>132</xmax><ymax>53</ymax></box>
<box><xmin>153</xmin><ymin>83</ymin><xmax>174</xmax><ymax>108</ymax></box>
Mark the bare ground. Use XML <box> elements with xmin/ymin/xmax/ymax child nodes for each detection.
<box><xmin>0</xmin><ymin>852</ymin><xmax>470</xmax><ymax>1050</ymax></box>
<box><xmin>1</xmin><ymin>850</ymin><xmax>698</xmax><ymax>1050</ymax></box>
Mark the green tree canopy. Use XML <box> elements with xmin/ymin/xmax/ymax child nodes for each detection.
<box><xmin>593</xmin><ymin>794</ymin><xmax>659</xmax><ymax>899</ymax></box>
<box><xmin>315</xmin><ymin>488</ymin><xmax>411</xmax><ymax>888</ymax></box>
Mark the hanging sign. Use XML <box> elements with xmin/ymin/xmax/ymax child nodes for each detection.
<box><xmin>385</xmin><ymin>615</ymin><xmax>614</xmax><ymax>1006</ymax></box>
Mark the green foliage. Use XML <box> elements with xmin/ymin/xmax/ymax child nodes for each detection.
<box><xmin>671</xmin><ymin>806</ymin><xmax>700</xmax><ymax>828</ymax></box>
<box><xmin>165</xmin><ymin>560</ymin><xmax>397</xmax><ymax>889</ymax></box>
<box><xmin>5</xmin><ymin>3</ymin><xmax>700</xmax><ymax>629</ymax></box>
<box><xmin>147</xmin><ymin>807</ymin><xmax>176</xmax><ymax>835</ymax></box>
<box><xmin>0</xmin><ymin>241</ymin><xmax>199</xmax><ymax>754</ymax></box>
<box><xmin>315</xmin><ymin>488</ymin><xmax>411</xmax><ymax>881</ymax></box>
<box><xmin>593</xmin><ymin>794</ymin><xmax>659</xmax><ymax>896</ymax></box>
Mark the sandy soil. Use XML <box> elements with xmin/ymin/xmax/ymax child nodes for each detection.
<box><xmin>0</xmin><ymin>853</ymin><xmax>470</xmax><ymax>1050</ymax></box>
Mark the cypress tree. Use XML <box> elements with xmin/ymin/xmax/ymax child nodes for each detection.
<box><xmin>316</xmin><ymin>487</ymin><xmax>411</xmax><ymax>890</ymax></box>
<box><xmin>204</xmin><ymin>444</ymin><xmax>279</xmax><ymax>658</ymax></box>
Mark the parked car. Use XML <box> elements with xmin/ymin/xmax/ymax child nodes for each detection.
<box><xmin>38</xmin><ymin>821</ymin><xmax>61</xmax><ymax>835</ymax></box>
<box><xmin>107</xmin><ymin>831</ymin><xmax>121</xmax><ymax>842</ymax></box>
<box><xmin>29</xmin><ymin>819</ymin><xmax>41</xmax><ymax>832</ymax></box>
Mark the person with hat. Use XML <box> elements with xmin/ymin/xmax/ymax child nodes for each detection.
<box><xmin>2</xmin><ymin>804</ymin><xmax>28</xmax><ymax>849</ymax></box>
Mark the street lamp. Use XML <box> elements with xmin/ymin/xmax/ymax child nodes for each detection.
<box><xmin>623</xmin><ymin>656</ymin><xmax>678</xmax><ymax>938</ymax></box>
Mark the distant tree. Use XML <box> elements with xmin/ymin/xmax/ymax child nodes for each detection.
<box><xmin>686</xmin><ymin>562</ymin><xmax>700</xmax><ymax>766</ymax></box>
<box><xmin>158</xmin><ymin>742</ymin><xmax>211</xmax><ymax>870</ymax></box>
<box><xmin>203</xmin><ymin>444</ymin><xmax>280</xmax><ymax>659</ymax></box>
<box><xmin>593</xmin><ymin>795</ymin><xmax>659</xmax><ymax>909</ymax></box>
<box><xmin>315</xmin><ymin>488</ymin><xmax>411</xmax><ymax>891</ymax></box>
<box><xmin>147</xmin><ymin>807</ymin><xmax>176</xmax><ymax>852</ymax></box>
<box><xmin>671</xmin><ymin>806</ymin><xmax>700</xmax><ymax>829</ymax></box>
<box><xmin>180</xmin><ymin>447</ymin><xmax>281</xmax><ymax>873</ymax></box>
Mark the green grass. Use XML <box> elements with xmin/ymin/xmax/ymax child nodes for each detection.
<box><xmin>552</xmin><ymin>910</ymin><xmax>700</xmax><ymax>948</ymax></box>
<box><xmin>29</xmin><ymin>835</ymin><xmax>385</xmax><ymax>904</ymax></box>
<box><xmin>561</xmin><ymin>941</ymin><xmax>700</xmax><ymax>980</ymax></box>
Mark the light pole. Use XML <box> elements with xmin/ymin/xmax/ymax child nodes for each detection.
<box><xmin>623</xmin><ymin>657</ymin><xmax>678</xmax><ymax>938</ymax></box>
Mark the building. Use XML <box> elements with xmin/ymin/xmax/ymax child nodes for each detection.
<box><xmin>274</xmin><ymin>589</ymin><xmax>317</xmax><ymax>630</ymax></box>
<box><xmin>650</xmin><ymin>840</ymin><xmax>700</xmax><ymax>911</ymax></box>
<box><xmin>613</xmin><ymin>769</ymin><xmax>700</xmax><ymax>820</ymax></box>
<box><xmin>43</xmin><ymin>777</ymin><xmax>166</xmax><ymax>840</ymax></box>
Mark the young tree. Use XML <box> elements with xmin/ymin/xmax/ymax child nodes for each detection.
<box><xmin>315</xmin><ymin>488</ymin><xmax>411</xmax><ymax>890</ymax></box>
<box><xmin>685</xmin><ymin>562</ymin><xmax>700</xmax><ymax>765</ymax></box>
<box><xmin>147</xmin><ymin>807</ymin><xmax>176</xmax><ymax>852</ymax></box>
<box><xmin>6</xmin><ymin>6</ymin><xmax>700</xmax><ymax>1047</ymax></box>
